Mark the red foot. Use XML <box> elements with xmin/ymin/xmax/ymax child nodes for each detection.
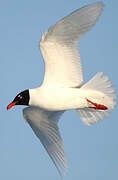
<box><xmin>86</xmin><ymin>98</ymin><xmax>108</xmax><ymax>110</ymax></box>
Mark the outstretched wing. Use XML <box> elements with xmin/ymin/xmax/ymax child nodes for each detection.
<box><xmin>40</xmin><ymin>2</ymin><xmax>104</xmax><ymax>87</ymax></box>
<box><xmin>23</xmin><ymin>107</ymin><xmax>66</xmax><ymax>176</ymax></box>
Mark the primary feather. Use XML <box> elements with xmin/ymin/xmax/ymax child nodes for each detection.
<box><xmin>40</xmin><ymin>2</ymin><xmax>104</xmax><ymax>87</ymax></box>
<box><xmin>23</xmin><ymin>107</ymin><xmax>66</xmax><ymax>176</ymax></box>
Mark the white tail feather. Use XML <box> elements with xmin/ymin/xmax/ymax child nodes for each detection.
<box><xmin>77</xmin><ymin>72</ymin><xmax>116</xmax><ymax>126</ymax></box>
<box><xmin>77</xmin><ymin>108</ymin><xmax>110</xmax><ymax>126</ymax></box>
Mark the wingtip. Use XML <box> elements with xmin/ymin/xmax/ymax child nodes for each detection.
<box><xmin>97</xmin><ymin>1</ymin><xmax>105</xmax><ymax>10</ymax></box>
<box><xmin>86</xmin><ymin>1</ymin><xmax>105</xmax><ymax>11</ymax></box>
<box><xmin>92</xmin><ymin>1</ymin><xmax>104</xmax><ymax>7</ymax></box>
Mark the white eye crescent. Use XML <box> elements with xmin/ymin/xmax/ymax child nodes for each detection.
<box><xmin>18</xmin><ymin>95</ymin><xmax>22</xmax><ymax>99</ymax></box>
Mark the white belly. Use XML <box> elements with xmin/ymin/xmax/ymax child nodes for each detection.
<box><xmin>29</xmin><ymin>86</ymin><xmax>89</xmax><ymax>111</ymax></box>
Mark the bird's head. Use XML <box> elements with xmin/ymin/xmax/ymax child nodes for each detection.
<box><xmin>7</xmin><ymin>90</ymin><xmax>29</xmax><ymax>110</ymax></box>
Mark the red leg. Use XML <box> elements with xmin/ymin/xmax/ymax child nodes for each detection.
<box><xmin>86</xmin><ymin>98</ymin><xmax>108</xmax><ymax>110</ymax></box>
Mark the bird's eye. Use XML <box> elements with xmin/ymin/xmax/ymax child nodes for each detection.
<box><xmin>18</xmin><ymin>95</ymin><xmax>22</xmax><ymax>99</ymax></box>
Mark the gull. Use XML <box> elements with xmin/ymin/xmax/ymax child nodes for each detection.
<box><xmin>7</xmin><ymin>2</ymin><xmax>116</xmax><ymax>176</ymax></box>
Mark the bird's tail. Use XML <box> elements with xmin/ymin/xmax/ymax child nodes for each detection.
<box><xmin>76</xmin><ymin>72</ymin><xmax>116</xmax><ymax>125</ymax></box>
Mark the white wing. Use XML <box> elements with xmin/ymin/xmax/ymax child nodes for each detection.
<box><xmin>40</xmin><ymin>2</ymin><xmax>104</xmax><ymax>87</ymax></box>
<box><xmin>23</xmin><ymin>107</ymin><xmax>66</xmax><ymax>176</ymax></box>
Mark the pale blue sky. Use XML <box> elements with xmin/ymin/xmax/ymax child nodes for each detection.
<box><xmin>1</xmin><ymin>0</ymin><xmax>118</xmax><ymax>179</ymax></box>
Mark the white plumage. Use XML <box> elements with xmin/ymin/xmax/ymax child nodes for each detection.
<box><xmin>22</xmin><ymin>2</ymin><xmax>116</xmax><ymax>176</ymax></box>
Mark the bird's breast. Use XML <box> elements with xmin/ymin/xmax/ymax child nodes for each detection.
<box><xmin>29</xmin><ymin>87</ymin><xmax>88</xmax><ymax>111</ymax></box>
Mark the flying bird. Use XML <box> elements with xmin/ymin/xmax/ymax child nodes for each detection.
<box><xmin>7</xmin><ymin>2</ymin><xmax>116</xmax><ymax>176</ymax></box>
